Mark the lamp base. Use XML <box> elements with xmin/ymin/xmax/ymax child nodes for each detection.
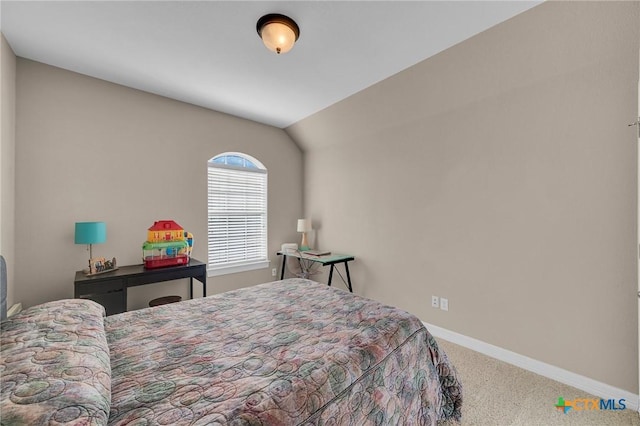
<box><xmin>300</xmin><ymin>232</ymin><xmax>309</xmax><ymax>251</ymax></box>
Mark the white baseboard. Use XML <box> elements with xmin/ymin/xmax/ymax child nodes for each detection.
<box><xmin>423</xmin><ymin>321</ymin><xmax>640</xmax><ymax>412</ymax></box>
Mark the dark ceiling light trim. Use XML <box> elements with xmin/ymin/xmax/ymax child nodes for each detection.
<box><xmin>256</xmin><ymin>13</ymin><xmax>300</xmax><ymax>54</ymax></box>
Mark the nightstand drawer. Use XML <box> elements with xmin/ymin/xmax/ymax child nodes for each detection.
<box><xmin>78</xmin><ymin>291</ymin><xmax>125</xmax><ymax>315</ymax></box>
<box><xmin>75</xmin><ymin>278</ymin><xmax>124</xmax><ymax>296</ymax></box>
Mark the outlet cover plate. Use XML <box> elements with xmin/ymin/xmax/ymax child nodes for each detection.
<box><xmin>440</xmin><ymin>298</ymin><xmax>449</xmax><ymax>311</ymax></box>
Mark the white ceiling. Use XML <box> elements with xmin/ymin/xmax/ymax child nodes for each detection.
<box><xmin>1</xmin><ymin>1</ymin><xmax>540</xmax><ymax>129</ymax></box>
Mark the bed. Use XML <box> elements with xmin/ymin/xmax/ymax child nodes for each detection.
<box><xmin>1</xmin><ymin>276</ymin><xmax>462</xmax><ymax>425</ymax></box>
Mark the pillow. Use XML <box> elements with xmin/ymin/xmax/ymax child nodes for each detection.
<box><xmin>1</xmin><ymin>299</ymin><xmax>111</xmax><ymax>425</ymax></box>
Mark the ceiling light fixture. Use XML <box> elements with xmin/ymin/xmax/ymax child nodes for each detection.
<box><xmin>256</xmin><ymin>13</ymin><xmax>300</xmax><ymax>55</ymax></box>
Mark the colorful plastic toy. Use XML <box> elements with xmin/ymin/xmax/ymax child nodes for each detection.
<box><xmin>142</xmin><ymin>220</ymin><xmax>193</xmax><ymax>269</ymax></box>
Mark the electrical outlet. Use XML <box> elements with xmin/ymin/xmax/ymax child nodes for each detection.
<box><xmin>272</xmin><ymin>268</ymin><xmax>277</xmax><ymax>277</ymax></box>
<box><xmin>440</xmin><ymin>298</ymin><xmax>449</xmax><ymax>311</ymax></box>
<box><xmin>431</xmin><ymin>296</ymin><xmax>439</xmax><ymax>308</ymax></box>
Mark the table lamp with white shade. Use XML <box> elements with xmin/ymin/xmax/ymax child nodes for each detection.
<box><xmin>297</xmin><ymin>219</ymin><xmax>311</xmax><ymax>251</ymax></box>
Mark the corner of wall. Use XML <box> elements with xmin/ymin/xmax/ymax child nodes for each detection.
<box><xmin>1</xmin><ymin>32</ymin><xmax>17</xmax><ymax>308</ymax></box>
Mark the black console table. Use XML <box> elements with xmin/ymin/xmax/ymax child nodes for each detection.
<box><xmin>74</xmin><ymin>258</ymin><xmax>206</xmax><ymax>315</ymax></box>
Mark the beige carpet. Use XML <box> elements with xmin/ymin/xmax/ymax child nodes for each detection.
<box><xmin>436</xmin><ymin>339</ymin><xmax>640</xmax><ymax>425</ymax></box>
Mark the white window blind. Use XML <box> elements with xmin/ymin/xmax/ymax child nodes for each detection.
<box><xmin>207</xmin><ymin>154</ymin><xmax>267</xmax><ymax>274</ymax></box>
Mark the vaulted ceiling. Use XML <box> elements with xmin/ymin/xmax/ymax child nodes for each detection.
<box><xmin>1</xmin><ymin>1</ymin><xmax>540</xmax><ymax>128</ymax></box>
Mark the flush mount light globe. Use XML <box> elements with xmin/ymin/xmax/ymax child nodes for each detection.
<box><xmin>257</xmin><ymin>14</ymin><xmax>300</xmax><ymax>54</ymax></box>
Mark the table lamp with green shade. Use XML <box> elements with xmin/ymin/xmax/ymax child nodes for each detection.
<box><xmin>75</xmin><ymin>221</ymin><xmax>106</xmax><ymax>272</ymax></box>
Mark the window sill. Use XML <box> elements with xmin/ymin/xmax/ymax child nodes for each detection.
<box><xmin>207</xmin><ymin>260</ymin><xmax>270</xmax><ymax>277</ymax></box>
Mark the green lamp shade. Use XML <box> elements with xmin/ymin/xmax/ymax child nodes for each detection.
<box><xmin>75</xmin><ymin>222</ymin><xmax>106</xmax><ymax>244</ymax></box>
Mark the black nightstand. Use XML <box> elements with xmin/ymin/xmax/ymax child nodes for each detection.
<box><xmin>74</xmin><ymin>258</ymin><xmax>206</xmax><ymax>315</ymax></box>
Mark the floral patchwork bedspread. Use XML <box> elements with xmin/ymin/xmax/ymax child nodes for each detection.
<box><xmin>1</xmin><ymin>278</ymin><xmax>461</xmax><ymax>425</ymax></box>
<box><xmin>1</xmin><ymin>299</ymin><xmax>112</xmax><ymax>425</ymax></box>
<box><xmin>105</xmin><ymin>278</ymin><xmax>462</xmax><ymax>425</ymax></box>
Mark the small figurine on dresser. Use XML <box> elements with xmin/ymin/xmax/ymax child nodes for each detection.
<box><xmin>89</xmin><ymin>257</ymin><xmax>117</xmax><ymax>275</ymax></box>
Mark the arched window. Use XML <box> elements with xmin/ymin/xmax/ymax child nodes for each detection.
<box><xmin>207</xmin><ymin>152</ymin><xmax>268</xmax><ymax>275</ymax></box>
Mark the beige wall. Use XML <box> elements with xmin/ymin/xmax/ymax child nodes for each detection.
<box><xmin>287</xmin><ymin>1</ymin><xmax>639</xmax><ymax>393</ymax></box>
<box><xmin>15</xmin><ymin>59</ymin><xmax>303</xmax><ymax>310</ymax></box>
<box><xmin>1</xmin><ymin>33</ymin><xmax>16</xmax><ymax>308</ymax></box>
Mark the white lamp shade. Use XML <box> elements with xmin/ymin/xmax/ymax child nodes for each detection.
<box><xmin>297</xmin><ymin>219</ymin><xmax>311</xmax><ymax>233</ymax></box>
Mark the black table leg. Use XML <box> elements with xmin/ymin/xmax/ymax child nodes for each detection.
<box><xmin>328</xmin><ymin>264</ymin><xmax>334</xmax><ymax>286</ymax></box>
<box><xmin>194</xmin><ymin>273</ymin><xmax>206</xmax><ymax>298</ymax></box>
<box><xmin>280</xmin><ymin>255</ymin><xmax>286</xmax><ymax>280</ymax></box>
<box><xmin>344</xmin><ymin>261</ymin><xmax>353</xmax><ymax>293</ymax></box>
